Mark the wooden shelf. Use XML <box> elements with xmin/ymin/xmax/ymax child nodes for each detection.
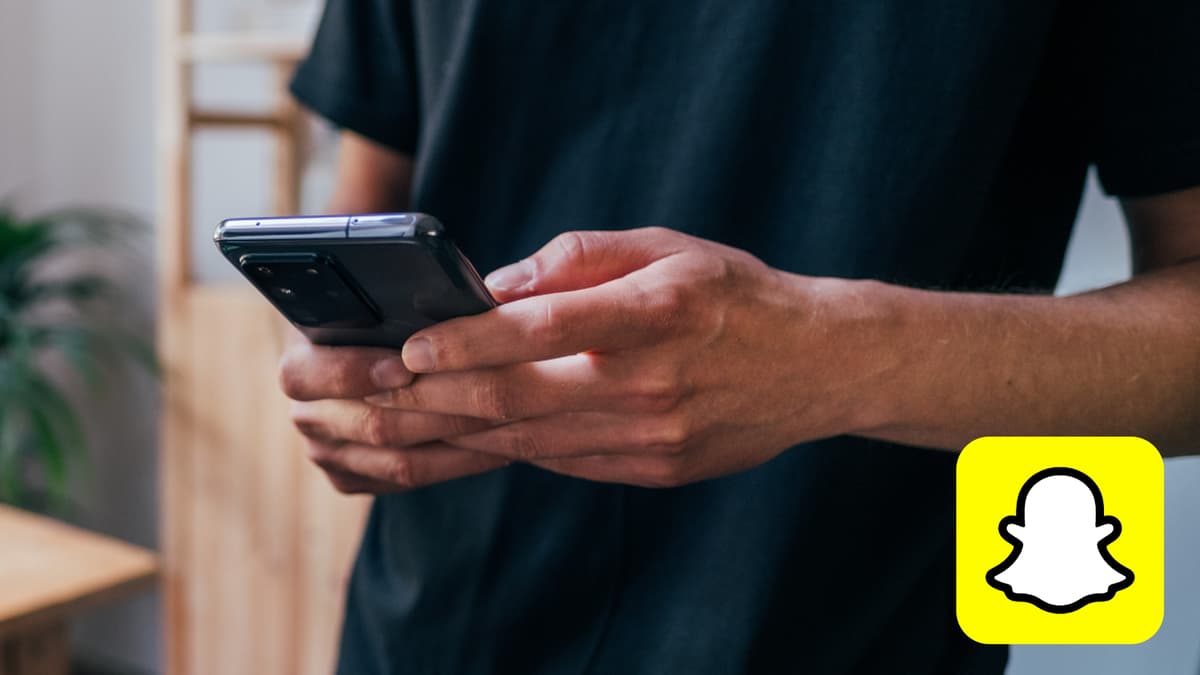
<box><xmin>177</xmin><ymin>32</ymin><xmax>308</xmax><ymax>64</ymax></box>
<box><xmin>189</xmin><ymin>109</ymin><xmax>293</xmax><ymax>129</ymax></box>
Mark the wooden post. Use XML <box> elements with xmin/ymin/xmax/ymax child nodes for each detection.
<box><xmin>156</xmin><ymin>0</ymin><xmax>194</xmax><ymax>672</ymax></box>
<box><xmin>156</xmin><ymin>9</ymin><xmax>368</xmax><ymax>675</ymax></box>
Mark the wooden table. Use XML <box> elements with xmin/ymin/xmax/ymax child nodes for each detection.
<box><xmin>0</xmin><ymin>505</ymin><xmax>158</xmax><ymax>675</ymax></box>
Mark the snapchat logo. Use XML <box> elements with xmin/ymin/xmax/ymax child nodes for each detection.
<box><xmin>985</xmin><ymin>467</ymin><xmax>1133</xmax><ymax>612</ymax></box>
<box><xmin>956</xmin><ymin>437</ymin><xmax>1163</xmax><ymax>644</ymax></box>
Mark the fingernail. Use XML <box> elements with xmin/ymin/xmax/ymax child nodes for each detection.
<box><xmin>370</xmin><ymin>357</ymin><xmax>413</xmax><ymax>389</ymax></box>
<box><xmin>485</xmin><ymin>260</ymin><xmax>532</xmax><ymax>291</ymax></box>
<box><xmin>403</xmin><ymin>337</ymin><xmax>436</xmax><ymax>373</ymax></box>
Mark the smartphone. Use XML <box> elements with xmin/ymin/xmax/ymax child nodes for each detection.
<box><xmin>213</xmin><ymin>213</ymin><xmax>496</xmax><ymax>348</ymax></box>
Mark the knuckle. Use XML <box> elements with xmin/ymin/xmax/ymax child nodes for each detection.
<box><xmin>499</xmin><ymin>431</ymin><xmax>542</xmax><ymax>461</ymax></box>
<box><xmin>382</xmin><ymin>455</ymin><xmax>416</xmax><ymax>489</ymax></box>
<box><xmin>447</xmin><ymin>414</ymin><xmax>484</xmax><ymax>437</ymax></box>
<box><xmin>381</xmin><ymin>384</ymin><xmax>416</xmax><ymax>410</ymax></box>
<box><xmin>358</xmin><ymin>406</ymin><xmax>393</xmax><ymax>447</ymax></box>
<box><xmin>552</xmin><ymin>231</ymin><xmax>591</xmax><ymax>264</ymax></box>
<box><xmin>627</xmin><ymin>375</ymin><xmax>684</xmax><ymax>413</ymax></box>
<box><xmin>699</xmin><ymin>256</ymin><xmax>742</xmax><ymax>303</ymax></box>
<box><xmin>641</xmin><ymin>283</ymin><xmax>691</xmax><ymax>333</ymax></box>
<box><xmin>471</xmin><ymin>377</ymin><xmax>513</xmax><ymax>420</ymax></box>
<box><xmin>640</xmin><ymin>414</ymin><xmax>692</xmax><ymax>454</ymax></box>
<box><xmin>712</xmin><ymin>253</ymin><xmax>739</xmax><ymax>284</ymax></box>
<box><xmin>642</xmin><ymin>226</ymin><xmax>677</xmax><ymax>242</ymax></box>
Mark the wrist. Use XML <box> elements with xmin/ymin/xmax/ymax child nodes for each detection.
<box><xmin>778</xmin><ymin>273</ymin><xmax>912</xmax><ymax>442</ymax></box>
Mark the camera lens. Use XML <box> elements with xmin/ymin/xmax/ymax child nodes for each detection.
<box><xmin>240</xmin><ymin>254</ymin><xmax>381</xmax><ymax>327</ymax></box>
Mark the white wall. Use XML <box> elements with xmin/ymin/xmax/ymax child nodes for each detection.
<box><xmin>1008</xmin><ymin>178</ymin><xmax>1200</xmax><ymax>675</ymax></box>
<box><xmin>1</xmin><ymin>1</ymin><xmax>162</xmax><ymax>672</ymax></box>
<box><xmin>0</xmin><ymin>2</ymin><xmax>318</xmax><ymax>671</ymax></box>
<box><xmin>0</xmin><ymin>0</ymin><xmax>35</xmax><ymax>195</ymax></box>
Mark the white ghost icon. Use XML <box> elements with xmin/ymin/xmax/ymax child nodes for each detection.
<box><xmin>985</xmin><ymin>467</ymin><xmax>1133</xmax><ymax>613</ymax></box>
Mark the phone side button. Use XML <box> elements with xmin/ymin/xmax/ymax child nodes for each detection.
<box><xmin>348</xmin><ymin>214</ymin><xmax>419</xmax><ymax>239</ymax></box>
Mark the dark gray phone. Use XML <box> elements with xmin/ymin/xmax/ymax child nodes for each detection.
<box><xmin>213</xmin><ymin>213</ymin><xmax>496</xmax><ymax>349</ymax></box>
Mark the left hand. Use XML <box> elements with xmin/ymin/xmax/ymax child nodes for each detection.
<box><xmin>360</xmin><ymin>227</ymin><xmax>873</xmax><ymax>487</ymax></box>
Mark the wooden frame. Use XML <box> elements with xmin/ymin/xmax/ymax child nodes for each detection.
<box><xmin>157</xmin><ymin>5</ymin><xmax>369</xmax><ymax>674</ymax></box>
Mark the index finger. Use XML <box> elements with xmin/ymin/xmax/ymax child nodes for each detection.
<box><xmin>402</xmin><ymin>276</ymin><xmax>670</xmax><ymax>373</ymax></box>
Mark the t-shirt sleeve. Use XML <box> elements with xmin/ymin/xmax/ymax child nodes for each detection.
<box><xmin>289</xmin><ymin>0</ymin><xmax>419</xmax><ymax>154</ymax></box>
<box><xmin>1092</xmin><ymin>0</ymin><xmax>1200</xmax><ymax>197</ymax></box>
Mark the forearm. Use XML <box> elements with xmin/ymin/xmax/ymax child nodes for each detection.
<box><xmin>819</xmin><ymin>261</ymin><xmax>1200</xmax><ymax>456</ymax></box>
<box><xmin>325</xmin><ymin>131</ymin><xmax>414</xmax><ymax>213</ymax></box>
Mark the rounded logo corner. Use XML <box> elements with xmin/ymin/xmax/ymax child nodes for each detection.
<box><xmin>1124</xmin><ymin>611</ymin><xmax>1164</xmax><ymax>645</ymax></box>
<box><xmin>1126</xmin><ymin>437</ymin><xmax>1164</xmax><ymax>464</ymax></box>
<box><xmin>955</xmin><ymin>614</ymin><xmax>1000</xmax><ymax>646</ymax></box>
<box><xmin>958</xmin><ymin>437</ymin><xmax>995</xmax><ymax>464</ymax></box>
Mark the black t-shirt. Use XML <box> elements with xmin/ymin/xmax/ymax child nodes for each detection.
<box><xmin>290</xmin><ymin>1</ymin><xmax>1200</xmax><ymax>673</ymax></box>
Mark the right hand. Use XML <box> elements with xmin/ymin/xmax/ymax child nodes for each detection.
<box><xmin>279</xmin><ymin>337</ymin><xmax>510</xmax><ymax>494</ymax></box>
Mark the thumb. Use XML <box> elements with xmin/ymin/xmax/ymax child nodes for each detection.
<box><xmin>484</xmin><ymin>228</ymin><xmax>684</xmax><ymax>302</ymax></box>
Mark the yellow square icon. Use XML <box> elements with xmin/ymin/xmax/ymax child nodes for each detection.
<box><xmin>956</xmin><ymin>436</ymin><xmax>1163</xmax><ymax>644</ymax></box>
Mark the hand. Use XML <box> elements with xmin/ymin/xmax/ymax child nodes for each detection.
<box><xmin>369</xmin><ymin>228</ymin><xmax>873</xmax><ymax>487</ymax></box>
<box><xmin>279</xmin><ymin>337</ymin><xmax>509</xmax><ymax>493</ymax></box>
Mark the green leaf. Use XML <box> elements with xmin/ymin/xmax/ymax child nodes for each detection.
<box><xmin>25</xmin><ymin>400</ymin><xmax>69</xmax><ymax>506</ymax></box>
<box><xmin>23</xmin><ymin>322</ymin><xmax>158</xmax><ymax>385</ymax></box>
<box><xmin>23</xmin><ymin>375</ymin><xmax>87</xmax><ymax>504</ymax></box>
<box><xmin>0</xmin><ymin>358</ymin><xmax>87</xmax><ymax>507</ymax></box>
<box><xmin>0</xmin><ymin>202</ymin><xmax>153</xmax><ymax>507</ymax></box>
<box><xmin>0</xmin><ymin>408</ymin><xmax>20</xmax><ymax>504</ymax></box>
<box><xmin>25</xmin><ymin>323</ymin><xmax>106</xmax><ymax>386</ymax></box>
<box><xmin>22</xmin><ymin>275</ymin><xmax>116</xmax><ymax>306</ymax></box>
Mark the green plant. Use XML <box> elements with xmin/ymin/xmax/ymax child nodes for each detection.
<box><xmin>0</xmin><ymin>204</ymin><xmax>156</xmax><ymax>509</ymax></box>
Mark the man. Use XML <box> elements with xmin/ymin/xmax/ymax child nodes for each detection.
<box><xmin>281</xmin><ymin>1</ymin><xmax>1200</xmax><ymax>672</ymax></box>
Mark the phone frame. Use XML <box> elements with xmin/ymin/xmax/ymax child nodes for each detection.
<box><xmin>213</xmin><ymin>213</ymin><xmax>496</xmax><ymax>348</ymax></box>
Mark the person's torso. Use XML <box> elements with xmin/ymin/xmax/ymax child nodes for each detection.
<box><xmin>339</xmin><ymin>1</ymin><xmax>1094</xmax><ymax>672</ymax></box>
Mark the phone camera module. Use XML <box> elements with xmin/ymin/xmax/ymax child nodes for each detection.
<box><xmin>241</xmin><ymin>254</ymin><xmax>380</xmax><ymax>328</ymax></box>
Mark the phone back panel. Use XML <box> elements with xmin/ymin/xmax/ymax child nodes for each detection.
<box><xmin>214</xmin><ymin>214</ymin><xmax>496</xmax><ymax>349</ymax></box>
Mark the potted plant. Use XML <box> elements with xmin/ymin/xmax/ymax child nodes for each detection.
<box><xmin>0</xmin><ymin>205</ymin><xmax>156</xmax><ymax>510</ymax></box>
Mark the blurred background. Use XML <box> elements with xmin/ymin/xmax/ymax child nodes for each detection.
<box><xmin>0</xmin><ymin>1</ymin><xmax>1196</xmax><ymax>674</ymax></box>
